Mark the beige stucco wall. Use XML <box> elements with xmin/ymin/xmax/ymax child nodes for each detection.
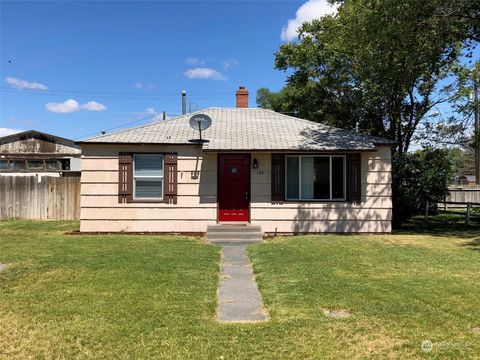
<box><xmin>80</xmin><ymin>144</ymin><xmax>392</xmax><ymax>233</ymax></box>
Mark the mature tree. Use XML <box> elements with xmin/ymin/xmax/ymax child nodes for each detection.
<box><xmin>259</xmin><ymin>0</ymin><xmax>479</xmax><ymax>155</ymax></box>
<box><xmin>420</xmin><ymin>61</ymin><xmax>480</xmax><ymax>148</ymax></box>
<box><xmin>447</xmin><ymin>147</ymin><xmax>476</xmax><ymax>175</ymax></box>
<box><xmin>260</xmin><ymin>0</ymin><xmax>479</xmax><ymax>224</ymax></box>
<box><xmin>393</xmin><ymin>148</ymin><xmax>454</xmax><ymax>225</ymax></box>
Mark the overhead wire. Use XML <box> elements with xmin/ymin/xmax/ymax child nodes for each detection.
<box><xmin>1</xmin><ymin>85</ymin><xmax>243</xmax><ymax>139</ymax></box>
<box><xmin>0</xmin><ymin>86</ymin><xmax>231</xmax><ymax>100</ymax></box>
<box><xmin>76</xmin><ymin>114</ymin><xmax>157</xmax><ymax>140</ymax></box>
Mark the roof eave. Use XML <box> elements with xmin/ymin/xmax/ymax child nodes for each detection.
<box><xmin>202</xmin><ymin>148</ymin><xmax>376</xmax><ymax>153</ymax></box>
<box><xmin>1</xmin><ymin>130</ymin><xmax>80</xmax><ymax>149</ymax></box>
<box><xmin>75</xmin><ymin>141</ymin><xmax>196</xmax><ymax>146</ymax></box>
<box><xmin>372</xmin><ymin>141</ymin><xmax>397</xmax><ymax>147</ymax></box>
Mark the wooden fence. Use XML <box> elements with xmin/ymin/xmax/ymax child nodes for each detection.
<box><xmin>445</xmin><ymin>188</ymin><xmax>480</xmax><ymax>207</ymax></box>
<box><xmin>0</xmin><ymin>176</ymin><xmax>80</xmax><ymax>220</ymax></box>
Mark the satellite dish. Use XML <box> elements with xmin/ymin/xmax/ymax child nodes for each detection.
<box><xmin>188</xmin><ymin>114</ymin><xmax>211</xmax><ymax>143</ymax></box>
<box><xmin>189</xmin><ymin>114</ymin><xmax>212</xmax><ymax>131</ymax></box>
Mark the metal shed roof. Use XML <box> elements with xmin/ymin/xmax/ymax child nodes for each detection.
<box><xmin>78</xmin><ymin>108</ymin><xmax>394</xmax><ymax>151</ymax></box>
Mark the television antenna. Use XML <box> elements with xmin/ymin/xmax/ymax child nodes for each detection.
<box><xmin>188</xmin><ymin>114</ymin><xmax>212</xmax><ymax>144</ymax></box>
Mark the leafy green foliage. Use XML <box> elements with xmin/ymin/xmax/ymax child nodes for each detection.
<box><xmin>447</xmin><ymin>147</ymin><xmax>476</xmax><ymax>175</ymax></box>
<box><xmin>260</xmin><ymin>0</ymin><xmax>479</xmax><ymax>226</ymax></box>
<box><xmin>393</xmin><ymin>148</ymin><xmax>454</xmax><ymax>225</ymax></box>
<box><xmin>421</xmin><ymin>61</ymin><xmax>480</xmax><ymax>147</ymax></box>
<box><xmin>259</xmin><ymin>0</ymin><xmax>479</xmax><ymax>154</ymax></box>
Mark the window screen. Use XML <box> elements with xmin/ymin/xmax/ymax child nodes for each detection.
<box><xmin>285</xmin><ymin>156</ymin><xmax>345</xmax><ymax>200</ymax></box>
<box><xmin>331</xmin><ymin>157</ymin><xmax>345</xmax><ymax>199</ymax></box>
<box><xmin>286</xmin><ymin>156</ymin><xmax>300</xmax><ymax>199</ymax></box>
<box><xmin>313</xmin><ymin>157</ymin><xmax>330</xmax><ymax>199</ymax></box>
<box><xmin>134</xmin><ymin>154</ymin><xmax>164</xmax><ymax>199</ymax></box>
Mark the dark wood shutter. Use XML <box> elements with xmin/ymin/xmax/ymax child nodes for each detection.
<box><xmin>271</xmin><ymin>153</ymin><xmax>285</xmax><ymax>204</ymax></box>
<box><xmin>164</xmin><ymin>153</ymin><xmax>178</xmax><ymax>204</ymax></box>
<box><xmin>346</xmin><ymin>153</ymin><xmax>362</xmax><ymax>204</ymax></box>
<box><xmin>118</xmin><ymin>153</ymin><xmax>133</xmax><ymax>203</ymax></box>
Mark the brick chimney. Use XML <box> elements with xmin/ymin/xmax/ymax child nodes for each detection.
<box><xmin>236</xmin><ymin>86</ymin><xmax>249</xmax><ymax>108</ymax></box>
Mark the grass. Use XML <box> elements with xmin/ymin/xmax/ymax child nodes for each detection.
<box><xmin>1</xmin><ymin>217</ymin><xmax>480</xmax><ymax>359</ymax></box>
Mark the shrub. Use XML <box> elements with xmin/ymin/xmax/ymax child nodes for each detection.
<box><xmin>392</xmin><ymin>147</ymin><xmax>453</xmax><ymax>227</ymax></box>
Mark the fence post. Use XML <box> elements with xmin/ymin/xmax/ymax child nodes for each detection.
<box><xmin>466</xmin><ymin>203</ymin><xmax>471</xmax><ymax>225</ymax></box>
<box><xmin>425</xmin><ymin>200</ymin><xmax>429</xmax><ymax>221</ymax></box>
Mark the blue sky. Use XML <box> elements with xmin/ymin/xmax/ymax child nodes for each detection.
<box><xmin>1</xmin><ymin>0</ymin><xmax>315</xmax><ymax>139</ymax></box>
<box><xmin>1</xmin><ymin>1</ymin><xmax>477</xmax><ymax>142</ymax></box>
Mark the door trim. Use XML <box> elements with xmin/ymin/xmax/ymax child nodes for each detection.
<box><xmin>217</xmin><ymin>153</ymin><xmax>251</xmax><ymax>223</ymax></box>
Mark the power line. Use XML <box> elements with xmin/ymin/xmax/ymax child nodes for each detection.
<box><xmin>0</xmin><ymin>87</ymin><xmax>232</xmax><ymax>100</ymax></box>
<box><xmin>76</xmin><ymin>114</ymin><xmax>156</xmax><ymax>140</ymax></box>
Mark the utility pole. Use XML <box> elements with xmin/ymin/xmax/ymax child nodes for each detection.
<box><xmin>474</xmin><ymin>70</ymin><xmax>479</xmax><ymax>185</ymax></box>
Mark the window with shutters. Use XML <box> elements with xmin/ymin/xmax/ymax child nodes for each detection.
<box><xmin>285</xmin><ymin>155</ymin><xmax>346</xmax><ymax>201</ymax></box>
<box><xmin>133</xmin><ymin>154</ymin><xmax>164</xmax><ymax>200</ymax></box>
<box><xmin>119</xmin><ymin>152</ymin><xmax>177</xmax><ymax>204</ymax></box>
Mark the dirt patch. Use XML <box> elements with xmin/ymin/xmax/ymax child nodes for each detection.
<box><xmin>0</xmin><ymin>263</ymin><xmax>8</xmax><ymax>272</ymax></box>
<box><xmin>472</xmin><ymin>327</ymin><xmax>480</xmax><ymax>334</ymax></box>
<box><xmin>323</xmin><ymin>308</ymin><xmax>351</xmax><ymax>318</ymax></box>
<box><xmin>379</xmin><ymin>234</ymin><xmax>461</xmax><ymax>250</ymax></box>
<box><xmin>325</xmin><ymin>320</ymin><xmax>410</xmax><ymax>359</ymax></box>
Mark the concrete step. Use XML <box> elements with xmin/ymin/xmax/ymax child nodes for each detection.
<box><xmin>208</xmin><ymin>239</ymin><xmax>262</xmax><ymax>244</ymax></box>
<box><xmin>207</xmin><ymin>232</ymin><xmax>263</xmax><ymax>240</ymax></box>
<box><xmin>207</xmin><ymin>225</ymin><xmax>262</xmax><ymax>233</ymax></box>
<box><xmin>207</xmin><ymin>224</ymin><xmax>263</xmax><ymax>244</ymax></box>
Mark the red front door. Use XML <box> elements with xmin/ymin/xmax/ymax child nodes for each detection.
<box><xmin>218</xmin><ymin>154</ymin><xmax>250</xmax><ymax>222</ymax></box>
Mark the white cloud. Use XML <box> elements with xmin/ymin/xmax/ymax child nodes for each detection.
<box><xmin>222</xmin><ymin>58</ymin><xmax>239</xmax><ymax>70</ymax></box>
<box><xmin>0</xmin><ymin>128</ymin><xmax>24</xmax><ymax>137</ymax></box>
<box><xmin>185</xmin><ymin>57</ymin><xmax>206</xmax><ymax>66</ymax></box>
<box><xmin>281</xmin><ymin>0</ymin><xmax>339</xmax><ymax>42</ymax></box>
<box><xmin>144</xmin><ymin>108</ymin><xmax>167</xmax><ymax>120</ymax></box>
<box><xmin>6</xmin><ymin>77</ymin><xmax>48</xmax><ymax>91</ymax></box>
<box><xmin>45</xmin><ymin>99</ymin><xmax>106</xmax><ymax>113</ymax></box>
<box><xmin>184</xmin><ymin>67</ymin><xmax>226</xmax><ymax>81</ymax></box>
<box><xmin>81</xmin><ymin>101</ymin><xmax>107</xmax><ymax>111</ymax></box>
<box><xmin>133</xmin><ymin>82</ymin><xmax>154</xmax><ymax>89</ymax></box>
<box><xmin>45</xmin><ymin>99</ymin><xmax>80</xmax><ymax>113</ymax></box>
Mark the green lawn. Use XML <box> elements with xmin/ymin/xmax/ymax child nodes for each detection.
<box><xmin>1</xmin><ymin>218</ymin><xmax>479</xmax><ymax>359</ymax></box>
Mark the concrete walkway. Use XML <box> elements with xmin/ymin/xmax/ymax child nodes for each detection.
<box><xmin>217</xmin><ymin>244</ymin><xmax>268</xmax><ymax>322</ymax></box>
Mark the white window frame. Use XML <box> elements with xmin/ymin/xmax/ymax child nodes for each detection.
<box><xmin>285</xmin><ymin>155</ymin><xmax>346</xmax><ymax>201</ymax></box>
<box><xmin>133</xmin><ymin>154</ymin><xmax>164</xmax><ymax>200</ymax></box>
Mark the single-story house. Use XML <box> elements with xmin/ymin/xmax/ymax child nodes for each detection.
<box><xmin>77</xmin><ymin>87</ymin><xmax>394</xmax><ymax>234</ymax></box>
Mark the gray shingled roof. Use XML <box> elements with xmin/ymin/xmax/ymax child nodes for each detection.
<box><xmin>79</xmin><ymin>108</ymin><xmax>394</xmax><ymax>151</ymax></box>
